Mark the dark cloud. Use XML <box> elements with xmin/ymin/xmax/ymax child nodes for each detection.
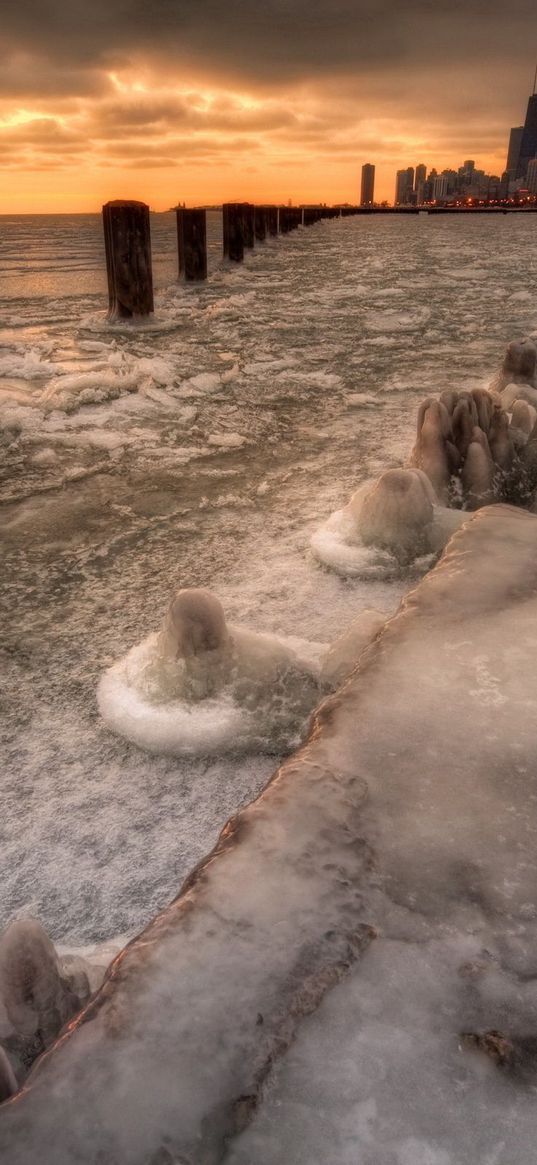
<box><xmin>2</xmin><ymin>0</ymin><xmax>536</xmax><ymax>93</ymax></box>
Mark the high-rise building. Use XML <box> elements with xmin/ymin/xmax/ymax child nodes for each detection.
<box><xmin>506</xmin><ymin>126</ymin><xmax>524</xmax><ymax>177</ymax></box>
<box><xmin>394</xmin><ymin>167</ymin><xmax>415</xmax><ymax>205</ymax></box>
<box><xmin>414</xmin><ymin>164</ymin><xmax>427</xmax><ymax>194</ymax></box>
<box><xmin>432</xmin><ymin>175</ymin><xmax>449</xmax><ymax>201</ymax></box>
<box><xmin>527</xmin><ymin>157</ymin><xmax>537</xmax><ymax>194</ymax></box>
<box><xmin>517</xmin><ymin>93</ymin><xmax>537</xmax><ymax>178</ymax></box>
<box><xmin>360</xmin><ymin>163</ymin><xmax>375</xmax><ymax>206</ymax></box>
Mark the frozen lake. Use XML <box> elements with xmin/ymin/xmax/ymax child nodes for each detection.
<box><xmin>1</xmin><ymin>212</ymin><xmax>536</xmax><ymax>945</ymax></box>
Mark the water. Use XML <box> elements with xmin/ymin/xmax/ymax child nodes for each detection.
<box><xmin>1</xmin><ymin>213</ymin><xmax>536</xmax><ymax>945</ymax></box>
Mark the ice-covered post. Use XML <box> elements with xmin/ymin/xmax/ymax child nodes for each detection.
<box><xmin>102</xmin><ymin>200</ymin><xmax>154</xmax><ymax>320</ymax></box>
<box><xmin>254</xmin><ymin>206</ymin><xmax>267</xmax><ymax>242</ymax></box>
<box><xmin>176</xmin><ymin>208</ymin><xmax>207</xmax><ymax>281</ymax></box>
<box><xmin>241</xmin><ymin>203</ymin><xmax>255</xmax><ymax>248</ymax></box>
<box><xmin>223</xmin><ymin>202</ymin><xmax>244</xmax><ymax>262</ymax></box>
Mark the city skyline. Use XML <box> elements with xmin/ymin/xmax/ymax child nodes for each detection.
<box><xmin>1</xmin><ymin>1</ymin><xmax>536</xmax><ymax>212</ymax></box>
<box><xmin>389</xmin><ymin>87</ymin><xmax>537</xmax><ymax>206</ymax></box>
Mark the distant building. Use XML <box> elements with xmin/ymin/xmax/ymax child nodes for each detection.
<box><xmin>414</xmin><ymin>164</ymin><xmax>427</xmax><ymax>195</ymax></box>
<box><xmin>432</xmin><ymin>175</ymin><xmax>449</xmax><ymax>201</ymax></box>
<box><xmin>506</xmin><ymin>126</ymin><xmax>524</xmax><ymax>178</ymax></box>
<box><xmin>395</xmin><ymin>167</ymin><xmax>415</xmax><ymax>205</ymax></box>
<box><xmin>360</xmin><ymin>163</ymin><xmax>375</xmax><ymax>206</ymax></box>
<box><xmin>517</xmin><ymin>94</ymin><xmax>537</xmax><ymax>178</ymax></box>
<box><xmin>527</xmin><ymin>157</ymin><xmax>537</xmax><ymax>194</ymax></box>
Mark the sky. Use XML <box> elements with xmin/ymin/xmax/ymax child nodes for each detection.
<box><xmin>1</xmin><ymin>0</ymin><xmax>536</xmax><ymax>212</ymax></box>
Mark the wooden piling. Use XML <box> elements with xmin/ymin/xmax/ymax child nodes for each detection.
<box><xmin>102</xmin><ymin>200</ymin><xmax>154</xmax><ymax>320</ymax></box>
<box><xmin>254</xmin><ymin>207</ymin><xmax>267</xmax><ymax>242</ymax></box>
<box><xmin>241</xmin><ymin>203</ymin><xmax>255</xmax><ymax>248</ymax></box>
<box><xmin>223</xmin><ymin>202</ymin><xmax>244</xmax><ymax>262</ymax></box>
<box><xmin>266</xmin><ymin>207</ymin><xmax>278</xmax><ymax>236</ymax></box>
<box><xmin>176</xmin><ymin>208</ymin><xmax>207</xmax><ymax>281</ymax></box>
<box><xmin>278</xmin><ymin>207</ymin><xmax>290</xmax><ymax>233</ymax></box>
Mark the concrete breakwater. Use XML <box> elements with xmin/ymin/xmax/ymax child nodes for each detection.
<box><xmin>3</xmin><ymin>332</ymin><xmax>537</xmax><ymax>1159</ymax></box>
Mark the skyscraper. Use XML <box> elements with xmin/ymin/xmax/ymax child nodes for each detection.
<box><xmin>360</xmin><ymin>163</ymin><xmax>375</xmax><ymax>206</ymax></box>
<box><xmin>506</xmin><ymin>126</ymin><xmax>524</xmax><ymax>177</ymax></box>
<box><xmin>517</xmin><ymin>93</ymin><xmax>537</xmax><ymax>178</ymax></box>
<box><xmin>432</xmin><ymin>175</ymin><xmax>449</xmax><ymax>201</ymax></box>
<box><xmin>414</xmin><ymin>164</ymin><xmax>426</xmax><ymax>191</ymax></box>
<box><xmin>527</xmin><ymin>157</ymin><xmax>537</xmax><ymax>194</ymax></box>
<box><xmin>394</xmin><ymin>167</ymin><xmax>415</xmax><ymax>205</ymax></box>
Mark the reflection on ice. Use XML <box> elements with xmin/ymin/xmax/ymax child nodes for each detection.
<box><xmin>98</xmin><ymin>587</ymin><xmax>328</xmax><ymax>755</ymax></box>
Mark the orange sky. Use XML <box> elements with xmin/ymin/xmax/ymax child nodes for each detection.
<box><xmin>1</xmin><ymin>2</ymin><xmax>535</xmax><ymax>212</ymax></box>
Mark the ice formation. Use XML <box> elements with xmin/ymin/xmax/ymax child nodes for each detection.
<box><xmin>3</xmin><ymin>506</ymin><xmax>537</xmax><ymax>1163</ymax></box>
<box><xmin>97</xmin><ymin>587</ymin><xmax>328</xmax><ymax>755</ymax></box>
<box><xmin>321</xmin><ymin>608</ymin><xmax>387</xmax><ymax>686</ymax></box>
<box><xmin>313</xmin><ymin>349</ymin><xmax>537</xmax><ymax>579</ymax></box>
<box><xmin>0</xmin><ymin>920</ymin><xmax>92</xmax><ymax>1086</ymax></box>
<box><xmin>311</xmin><ymin>467</ymin><xmax>466</xmax><ymax>578</ymax></box>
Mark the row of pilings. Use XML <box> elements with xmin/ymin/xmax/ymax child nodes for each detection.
<box><xmin>102</xmin><ymin>200</ymin><xmax>342</xmax><ymax>320</ymax></box>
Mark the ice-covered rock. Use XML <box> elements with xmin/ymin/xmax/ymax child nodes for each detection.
<box><xmin>0</xmin><ymin>919</ymin><xmax>90</xmax><ymax>1079</ymax></box>
<box><xmin>311</xmin><ymin>468</ymin><xmax>466</xmax><ymax>578</ymax></box>
<box><xmin>98</xmin><ymin>587</ymin><xmax>327</xmax><ymax>755</ymax></box>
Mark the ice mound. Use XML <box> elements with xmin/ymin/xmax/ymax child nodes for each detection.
<box><xmin>97</xmin><ymin>588</ymin><xmax>328</xmax><ymax>755</ymax></box>
<box><xmin>0</xmin><ymin>919</ymin><xmax>94</xmax><ymax>1090</ymax></box>
<box><xmin>312</xmin><ymin>469</ymin><xmax>463</xmax><ymax>579</ymax></box>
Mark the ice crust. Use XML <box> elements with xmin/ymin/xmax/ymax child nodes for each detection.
<box><xmin>3</xmin><ymin>506</ymin><xmax>537</xmax><ymax>1162</ymax></box>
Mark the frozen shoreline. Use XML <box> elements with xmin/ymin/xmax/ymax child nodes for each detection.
<box><xmin>3</xmin><ymin>505</ymin><xmax>537</xmax><ymax>1162</ymax></box>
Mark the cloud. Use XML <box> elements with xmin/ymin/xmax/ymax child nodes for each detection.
<box><xmin>2</xmin><ymin>0</ymin><xmax>537</xmax><ymax>91</ymax></box>
<box><xmin>0</xmin><ymin>0</ymin><xmax>535</xmax><ymax>200</ymax></box>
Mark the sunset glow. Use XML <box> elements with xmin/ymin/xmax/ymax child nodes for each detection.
<box><xmin>1</xmin><ymin>0</ymin><xmax>535</xmax><ymax>211</ymax></box>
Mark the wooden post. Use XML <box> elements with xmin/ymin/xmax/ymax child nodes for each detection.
<box><xmin>279</xmin><ymin>207</ymin><xmax>290</xmax><ymax>233</ymax></box>
<box><xmin>254</xmin><ymin>206</ymin><xmax>267</xmax><ymax>242</ymax></box>
<box><xmin>241</xmin><ymin>203</ymin><xmax>255</xmax><ymax>248</ymax></box>
<box><xmin>223</xmin><ymin>203</ymin><xmax>244</xmax><ymax>262</ymax></box>
<box><xmin>266</xmin><ymin>207</ymin><xmax>278</xmax><ymax>236</ymax></box>
<box><xmin>102</xmin><ymin>200</ymin><xmax>154</xmax><ymax>320</ymax></box>
<box><xmin>176</xmin><ymin>208</ymin><xmax>207</xmax><ymax>281</ymax></box>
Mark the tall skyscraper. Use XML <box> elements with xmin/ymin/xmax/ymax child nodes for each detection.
<box><xmin>527</xmin><ymin>157</ymin><xmax>537</xmax><ymax>194</ymax></box>
<box><xmin>414</xmin><ymin>164</ymin><xmax>427</xmax><ymax>192</ymax></box>
<box><xmin>506</xmin><ymin>126</ymin><xmax>524</xmax><ymax>177</ymax></box>
<box><xmin>394</xmin><ymin>167</ymin><xmax>415</xmax><ymax>205</ymax></box>
<box><xmin>360</xmin><ymin>163</ymin><xmax>375</xmax><ymax>206</ymax></box>
<box><xmin>517</xmin><ymin>93</ymin><xmax>537</xmax><ymax>178</ymax></box>
<box><xmin>432</xmin><ymin>175</ymin><xmax>449</xmax><ymax>201</ymax></box>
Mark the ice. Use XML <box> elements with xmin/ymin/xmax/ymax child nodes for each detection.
<box><xmin>3</xmin><ymin>214</ymin><xmax>537</xmax><ymax>1156</ymax></box>
<box><xmin>311</xmin><ymin>471</ymin><xmax>464</xmax><ymax>579</ymax></box>
<box><xmin>3</xmin><ymin>506</ymin><xmax>537</xmax><ymax>1162</ymax></box>
<box><xmin>207</xmin><ymin>432</ymin><xmax>247</xmax><ymax>449</ymax></box>
<box><xmin>97</xmin><ymin>588</ymin><xmax>328</xmax><ymax>756</ymax></box>
<box><xmin>346</xmin><ymin>392</ymin><xmax>379</xmax><ymax>407</ymax></box>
